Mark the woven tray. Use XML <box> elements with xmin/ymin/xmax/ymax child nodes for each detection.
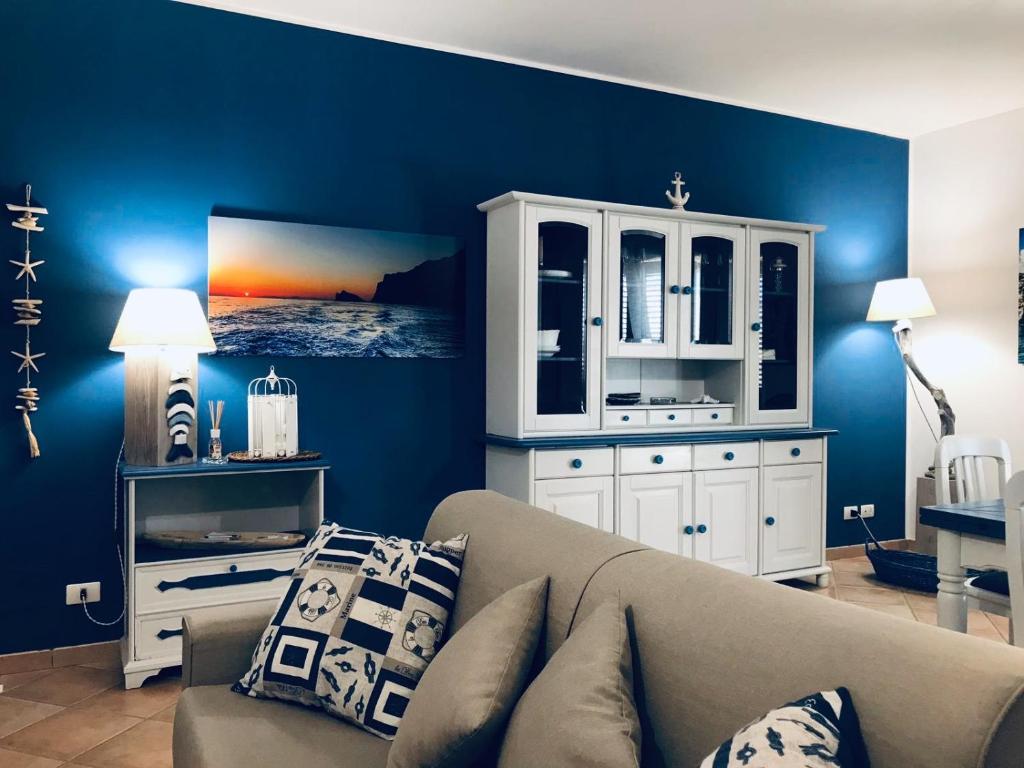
<box><xmin>227</xmin><ymin>450</ymin><xmax>322</xmax><ymax>463</ymax></box>
<box><xmin>141</xmin><ymin>531</ymin><xmax>306</xmax><ymax>551</ymax></box>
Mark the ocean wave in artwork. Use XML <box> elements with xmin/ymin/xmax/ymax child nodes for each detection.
<box><xmin>209</xmin><ymin>297</ymin><xmax>464</xmax><ymax>358</ymax></box>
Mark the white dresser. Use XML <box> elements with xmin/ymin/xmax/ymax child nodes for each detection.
<box><xmin>120</xmin><ymin>460</ymin><xmax>326</xmax><ymax>688</ymax></box>
<box><xmin>480</xmin><ymin>191</ymin><xmax>833</xmax><ymax>585</ymax></box>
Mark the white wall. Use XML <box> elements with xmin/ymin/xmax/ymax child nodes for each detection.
<box><xmin>908</xmin><ymin>106</ymin><xmax>1024</xmax><ymax>533</ymax></box>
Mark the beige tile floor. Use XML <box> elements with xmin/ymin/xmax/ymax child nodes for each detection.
<box><xmin>0</xmin><ymin>555</ymin><xmax>1010</xmax><ymax>767</ymax></box>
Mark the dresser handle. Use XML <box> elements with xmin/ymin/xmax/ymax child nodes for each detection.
<box><xmin>156</xmin><ymin>627</ymin><xmax>183</xmax><ymax>640</ymax></box>
<box><xmin>622</xmin><ymin>414</ymin><xmax>630</xmax><ymax>422</ymax></box>
<box><xmin>653</xmin><ymin>454</ymin><xmax>664</xmax><ymax>464</ymax></box>
<box><xmin>765</xmin><ymin>516</ymin><xmax>776</xmax><ymax>526</ymax></box>
<box><xmin>592</xmin><ymin>317</ymin><xmax>603</xmax><ymax>327</ymax></box>
<box><xmin>668</xmin><ymin>414</ymin><xmax>676</xmax><ymax>421</ymax></box>
<box><xmin>751</xmin><ymin>322</ymin><xmax>762</xmax><ymax>332</ymax></box>
<box><xmin>156</xmin><ymin>568</ymin><xmax>292</xmax><ymax>592</ymax></box>
<box><xmin>571</xmin><ymin>458</ymin><xmax>583</xmax><ymax>469</ymax></box>
<box><xmin>683</xmin><ymin>525</ymin><xmax>695</xmax><ymax>535</ymax></box>
<box><xmin>682</xmin><ymin>286</ymin><xmax>693</xmax><ymax>295</ymax></box>
<box><xmin>711</xmin><ymin>413</ymin><xmax>719</xmax><ymax>420</ymax></box>
<box><xmin>669</xmin><ymin>285</ymin><xmax>681</xmax><ymax>295</ymax></box>
<box><xmin>724</xmin><ymin>451</ymin><xmax>735</xmax><ymax>461</ymax></box>
<box><xmin>696</xmin><ymin>524</ymin><xmax>708</xmax><ymax>534</ymax></box>
<box><xmin>791</xmin><ymin>447</ymin><xmax>801</xmax><ymax>457</ymax></box>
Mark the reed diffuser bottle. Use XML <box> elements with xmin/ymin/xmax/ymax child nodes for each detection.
<box><xmin>203</xmin><ymin>399</ymin><xmax>228</xmax><ymax>464</ymax></box>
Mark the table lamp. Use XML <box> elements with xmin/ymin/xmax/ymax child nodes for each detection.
<box><xmin>110</xmin><ymin>288</ymin><xmax>216</xmax><ymax>466</ymax></box>
<box><xmin>866</xmin><ymin>277</ymin><xmax>955</xmax><ymax>436</ymax></box>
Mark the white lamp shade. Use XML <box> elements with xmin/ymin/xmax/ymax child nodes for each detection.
<box><xmin>866</xmin><ymin>278</ymin><xmax>936</xmax><ymax>322</ymax></box>
<box><xmin>109</xmin><ymin>288</ymin><xmax>216</xmax><ymax>353</ymax></box>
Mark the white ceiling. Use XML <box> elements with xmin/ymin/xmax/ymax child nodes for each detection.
<box><xmin>181</xmin><ymin>0</ymin><xmax>1024</xmax><ymax>138</ymax></box>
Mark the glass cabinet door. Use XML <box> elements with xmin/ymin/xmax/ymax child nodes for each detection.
<box><xmin>606</xmin><ymin>214</ymin><xmax>678</xmax><ymax>358</ymax></box>
<box><xmin>681</xmin><ymin>224</ymin><xmax>745</xmax><ymax>359</ymax></box>
<box><xmin>747</xmin><ymin>229</ymin><xmax>810</xmax><ymax>424</ymax></box>
<box><xmin>524</xmin><ymin>206</ymin><xmax>603</xmax><ymax>432</ymax></box>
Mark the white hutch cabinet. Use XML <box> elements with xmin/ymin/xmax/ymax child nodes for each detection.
<box><xmin>481</xmin><ymin>191</ymin><xmax>832</xmax><ymax>586</ymax></box>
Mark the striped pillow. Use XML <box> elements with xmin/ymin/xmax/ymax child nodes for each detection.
<box><xmin>233</xmin><ymin>522</ymin><xmax>467</xmax><ymax>739</ymax></box>
<box><xmin>701</xmin><ymin>688</ymin><xmax>870</xmax><ymax>767</ymax></box>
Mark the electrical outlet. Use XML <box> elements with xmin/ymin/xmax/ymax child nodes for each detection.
<box><xmin>66</xmin><ymin>582</ymin><xmax>101</xmax><ymax>606</ymax></box>
<box><xmin>860</xmin><ymin>503</ymin><xmax>876</xmax><ymax>519</ymax></box>
<box><xmin>843</xmin><ymin>505</ymin><xmax>860</xmax><ymax>521</ymax></box>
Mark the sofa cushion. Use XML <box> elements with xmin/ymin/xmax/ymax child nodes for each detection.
<box><xmin>497</xmin><ymin>601</ymin><xmax>641</xmax><ymax>768</ymax></box>
<box><xmin>699</xmin><ymin>687</ymin><xmax>869</xmax><ymax>768</ymax></box>
<box><xmin>387</xmin><ymin>576</ymin><xmax>549</xmax><ymax>768</ymax></box>
<box><xmin>968</xmin><ymin>569</ymin><xmax>1009</xmax><ymax>596</ymax></box>
<box><xmin>233</xmin><ymin>523</ymin><xmax>467</xmax><ymax>739</ymax></box>
<box><xmin>173</xmin><ymin>685</ymin><xmax>391</xmax><ymax>768</ymax></box>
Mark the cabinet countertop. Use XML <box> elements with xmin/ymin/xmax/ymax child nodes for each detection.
<box><xmin>484</xmin><ymin>428</ymin><xmax>837</xmax><ymax>449</ymax></box>
<box><xmin>120</xmin><ymin>457</ymin><xmax>331</xmax><ymax>479</ymax></box>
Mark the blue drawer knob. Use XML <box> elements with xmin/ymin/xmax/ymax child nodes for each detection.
<box><xmin>724</xmin><ymin>451</ymin><xmax>735</xmax><ymax>461</ymax></box>
<box><xmin>765</xmin><ymin>516</ymin><xmax>776</xmax><ymax>526</ymax></box>
<box><xmin>592</xmin><ymin>317</ymin><xmax>603</xmax><ymax>326</ymax></box>
<box><xmin>682</xmin><ymin>286</ymin><xmax>693</xmax><ymax>295</ymax></box>
<box><xmin>791</xmin><ymin>447</ymin><xmax>801</xmax><ymax>457</ymax></box>
<box><xmin>622</xmin><ymin>414</ymin><xmax>630</xmax><ymax>422</ymax></box>
<box><xmin>571</xmin><ymin>458</ymin><xmax>583</xmax><ymax>469</ymax></box>
<box><xmin>229</xmin><ymin>564</ymin><xmax>238</xmax><ymax>573</ymax></box>
<box><xmin>711</xmin><ymin>413</ymin><xmax>719</xmax><ymax>420</ymax></box>
<box><xmin>669</xmin><ymin>284</ymin><xmax>681</xmax><ymax>295</ymax></box>
<box><xmin>667</xmin><ymin>413</ymin><xmax>676</xmax><ymax>421</ymax></box>
<box><xmin>751</xmin><ymin>322</ymin><xmax>762</xmax><ymax>332</ymax></box>
<box><xmin>696</xmin><ymin>524</ymin><xmax>708</xmax><ymax>534</ymax></box>
<box><xmin>683</xmin><ymin>525</ymin><xmax>695</xmax><ymax>535</ymax></box>
<box><xmin>653</xmin><ymin>454</ymin><xmax>664</xmax><ymax>464</ymax></box>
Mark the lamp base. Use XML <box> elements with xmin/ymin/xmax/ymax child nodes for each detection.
<box><xmin>123</xmin><ymin>350</ymin><xmax>199</xmax><ymax>466</ymax></box>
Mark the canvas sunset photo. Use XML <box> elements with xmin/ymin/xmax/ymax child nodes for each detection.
<box><xmin>208</xmin><ymin>216</ymin><xmax>465</xmax><ymax>357</ymax></box>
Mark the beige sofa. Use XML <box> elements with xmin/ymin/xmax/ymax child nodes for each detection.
<box><xmin>174</xmin><ymin>490</ymin><xmax>1024</xmax><ymax>767</ymax></box>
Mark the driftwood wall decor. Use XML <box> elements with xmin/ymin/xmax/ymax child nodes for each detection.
<box><xmin>7</xmin><ymin>184</ymin><xmax>47</xmax><ymax>458</ymax></box>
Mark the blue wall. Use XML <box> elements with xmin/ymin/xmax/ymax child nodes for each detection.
<box><xmin>0</xmin><ymin>0</ymin><xmax>907</xmax><ymax>654</ymax></box>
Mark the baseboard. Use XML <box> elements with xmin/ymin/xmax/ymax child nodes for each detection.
<box><xmin>826</xmin><ymin>539</ymin><xmax>912</xmax><ymax>561</ymax></box>
<box><xmin>0</xmin><ymin>640</ymin><xmax>120</xmax><ymax>675</ymax></box>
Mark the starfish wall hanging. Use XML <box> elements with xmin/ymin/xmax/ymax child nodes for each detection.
<box><xmin>7</xmin><ymin>184</ymin><xmax>47</xmax><ymax>458</ymax></box>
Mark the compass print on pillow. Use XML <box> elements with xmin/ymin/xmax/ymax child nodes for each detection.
<box><xmin>297</xmin><ymin>578</ymin><xmax>341</xmax><ymax>622</ymax></box>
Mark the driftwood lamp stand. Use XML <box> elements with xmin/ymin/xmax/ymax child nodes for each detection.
<box><xmin>109</xmin><ymin>288</ymin><xmax>216</xmax><ymax>466</ymax></box>
<box><xmin>867</xmin><ymin>277</ymin><xmax>955</xmax><ymax>436</ymax></box>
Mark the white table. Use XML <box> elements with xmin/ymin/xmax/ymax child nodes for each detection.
<box><xmin>919</xmin><ymin>499</ymin><xmax>1006</xmax><ymax>633</ymax></box>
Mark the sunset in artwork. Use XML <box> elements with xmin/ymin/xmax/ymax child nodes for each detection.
<box><xmin>207</xmin><ymin>216</ymin><xmax>464</xmax><ymax>358</ymax></box>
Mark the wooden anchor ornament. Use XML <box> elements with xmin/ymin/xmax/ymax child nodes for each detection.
<box><xmin>7</xmin><ymin>184</ymin><xmax>48</xmax><ymax>458</ymax></box>
<box><xmin>665</xmin><ymin>171</ymin><xmax>690</xmax><ymax>210</ymax></box>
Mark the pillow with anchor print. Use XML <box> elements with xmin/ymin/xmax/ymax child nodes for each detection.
<box><xmin>233</xmin><ymin>521</ymin><xmax>468</xmax><ymax>740</ymax></box>
<box><xmin>700</xmin><ymin>688</ymin><xmax>870</xmax><ymax>768</ymax></box>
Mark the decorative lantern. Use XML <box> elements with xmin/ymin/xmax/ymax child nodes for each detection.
<box><xmin>247</xmin><ymin>366</ymin><xmax>298</xmax><ymax>458</ymax></box>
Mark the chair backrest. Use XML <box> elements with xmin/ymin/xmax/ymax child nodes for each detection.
<box><xmin>1005</xmin><ymin>471</ymin><xmax>1024</xmax><ymax>648</ymax></box>
<box><xmin>934</xmin><ymin>435</ymin><xmax>1012</xmax><ymax>504</ymax></box>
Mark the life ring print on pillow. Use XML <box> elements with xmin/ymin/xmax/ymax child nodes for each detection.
<box><xmin>297</xmin><ymin>578</ymin><xmax>341</xmax><ymax>622</ymax></box>
<box><xmin>403</xmin><ymin>610</ymin><xmax>444</xmax><ymax>661</ymax></box>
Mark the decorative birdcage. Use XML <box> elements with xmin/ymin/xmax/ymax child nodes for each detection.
<box><xmin>247</xmin><ymin>366</ymin><xmax>298</xmax><ymax>458</ymax></box>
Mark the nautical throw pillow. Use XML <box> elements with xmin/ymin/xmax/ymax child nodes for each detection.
<box><xmin>233</xmin><ymin>522</ymin><xmax>468</xmax><ymax>740</ymax></box>
<box><xmin>700</xmin><ymin>688</ymin><xmax>870</xmax><ymax>768</ymax></box>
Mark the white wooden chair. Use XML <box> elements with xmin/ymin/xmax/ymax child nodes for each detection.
<box><xmin>1001</xmin><ymin>472</ymin><xmax>1024</xmax><ymax>647</ymax></box>
<box><xmin>934</xmin><ymin>435</ymin><xmax>1016</xmax><ymax>641</ymax></box>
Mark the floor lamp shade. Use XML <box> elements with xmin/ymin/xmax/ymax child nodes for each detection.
<box><xmin>866</xmin><ymin>278</ymin><xmax>936</xmax><ymax>322</ymax></box>
<box><xmin>110</xmin><ymin>289</ymin><xmax>216</xmax><ymax>466</ymax></box>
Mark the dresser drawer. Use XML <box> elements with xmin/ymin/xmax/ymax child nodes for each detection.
<box><xmin>620</xmin><ymin>445</ymin><xmax>692</xmax><ymax>474</ymax></box>
<box><xmin>135</xmin><ymin>550</ymin><xmax>300</xmax><ymax>616</ymax></box>
<box><xmin>605</xmin><ymin>410</ymin><xmax>647</xmax><ymax>429</ymax></box>
<box><xmin>648</xmin><ymin>409</ymin><xmax>693</xmax><ymax>427</ymax></box>
<box><xmin>535</xmin><ymin>448</ymin><xmax>615</xmax><ymax>480</ymax></box>
<box><xmin>692</xmin><ymin>407</ymin><xmax>734</xmax><ymax>425</ymax></box>
<box><xmin>693</xmin><ymin>442</ymin><xmax>759</xmax><ymax>470</ymax></box>
<box><xmin>133</xmin><ymin>600</ymin><xmax>276</xmax><ymax>662</ymax></box>
<box><xmin>763</xmin><ymin>438</ymin><xmax>823</xmax><ymax>466</ymax></box>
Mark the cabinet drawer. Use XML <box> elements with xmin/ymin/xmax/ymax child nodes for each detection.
<box><xmin>649</xmin><ymin>409</ymin><xmax>692</xmax><ymax>427</ymax></box>
<box><xmin>620</xmin><ymin>445</ymin><xmax>692</xmax><ymax>474</ymax></box>
<box><xmin>134</xmin><ymin>601</ymin><xmax>276</xmax><ymax>662</ymax></box>
<box><xmin>535</xmin><ymin>448</ymin><xmax>615</xmax><ymax>480</ymax></box>
<box><xmin>763</xmin><ymin>438</ymin><xmax>823</xmax><ymax>466</ymax></box>
<box><xmin>692</xmin><ymin>407</ymin><xmax>734</xmax><ymax>425</ymax></box>
<box><xmin>606</xmin><ymin>410</ymin><xmax>647</xmax><ymax>429</ymax></box>
<box><xmin>693</xmin><ymin>442</ymin><xmax>759</xmax><ymax>470</ymax></box>
<box><xmin>135</xmin><ymin>550</ymin><xmax>300</xmax><ymax>616</ymax></box>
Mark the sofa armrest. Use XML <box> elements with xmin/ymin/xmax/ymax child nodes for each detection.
<box><xmin>181</xmin><ymin>603</ymin><xmax>273</xmax><ymax>688</ymax></box>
